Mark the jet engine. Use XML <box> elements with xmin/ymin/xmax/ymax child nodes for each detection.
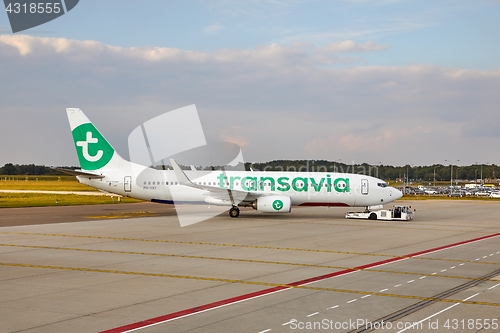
<box><xmin>252</xmin><ymin>196</ymin><xmax>292</xmax><ymax>213</ymax></box>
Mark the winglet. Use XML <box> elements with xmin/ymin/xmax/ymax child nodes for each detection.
<box><xmin>170</xmin><ymin>159</ymin><xmax>195</xmax><ymax>186</ymax></box>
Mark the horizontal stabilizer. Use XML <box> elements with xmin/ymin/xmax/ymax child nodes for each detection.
<box><xmin>53</xmin><ymin>168</ymin><xmax>105</xmax><ymax>179</ymax></box>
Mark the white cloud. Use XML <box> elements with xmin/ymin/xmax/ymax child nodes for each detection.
<box><xmin>203</xmin><ymin>24</ymin><xmax>224</xmax><ymax>35</ymax></box>
<box><xmin>1</xmin><ymin>34</ymin><xmax>500</xmax><ymax>166</ymax></box>
<box><xmin>318</xmin><ymin>40</ymin><xmax>389</xmax><ymax>53</ymax></box>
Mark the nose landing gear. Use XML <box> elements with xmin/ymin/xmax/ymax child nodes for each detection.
<box><xmin>229</xmin><ymin>206</ymin><xmax>240</xmax><ymax>218</ymax></box>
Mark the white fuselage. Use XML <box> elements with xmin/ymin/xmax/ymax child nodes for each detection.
<box><xmin>78</xmin><ymin>161</ymin><xmax>402</xmax><ymax>208</ymax></box>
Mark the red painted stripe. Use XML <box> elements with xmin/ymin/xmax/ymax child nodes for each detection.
<box><xmin>101</xmin><ymin>232</ymin><xmax>500</xmax><ymax>333</ymax></box>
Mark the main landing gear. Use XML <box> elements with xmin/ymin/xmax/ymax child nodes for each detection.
<box><xmin>229</xmin><ymin>206</ymin><xmax>240</xmax><ymax>218</ymax></box>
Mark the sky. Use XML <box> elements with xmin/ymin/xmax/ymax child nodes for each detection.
<box><xmin>1</xmin><ymin>0</ymin><xmax>500</xmax><ymax>167</ymax></box>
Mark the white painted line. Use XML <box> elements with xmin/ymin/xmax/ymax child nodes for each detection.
<box><xmin>490</xmin><ymin>254</ymin><xmax>494</xmax><ymax>256</ymax></box>
<box><xmin>282</xmin><ymin>321</ymin><xmax>293</xmax><ymax>326</ymax></box>
<box><xmin>475</xmin><ymin>258</ymin><xmax>480</xmax><ymax>261</ymax></box>
<box><xmin>419</xmin><ymin>276</ymin><xmax>426</xmax><ymax>279</ymax></box>
<box><xmin>327</xmin><ymin>305</ymin><xmax>339</xmax><ymax>310</ymax></box>
<box><xmin>459</xmin><ymin>263</ymin><xmax>465</xmax><ymax>266</ymax></box>
<box><xmin>394</xmin><ymin>284</ymin><xmax>402</xmax><ymax>287</ymax></box>
<box><xmin>450</xmin><ymin>266</ymin><xmax>456</xmax><ymax>269</ymax></box>
<box><xmin>487</xmin><ymin>283</ymin><xmax>500</xmax><ymax>290</ymax></box>
<box><xmin>432</xmin><ymin>272</ymin><xmax>437</xmax><ymax>275</ymax></box>
<box><xmin>380</xmin><ymin>288</ymin><xmax>388</xmax><ymax>292</ymax></box>
<box><xmin>483</xmin><ymin>256</ymin><xmax>488</xmax><ymax>259</ymax></box>
<box><xmin>361</xmin><ymin>295</ymin><xmax>371</xmax><ymax>299</ymax></box>
<box><xmin>347</xmin><ymin>299</ymin><xmax>357</xmax><ymax>303</ymax></box>
<box><xmin>307</xmin><ymin>312</ymin><xmax>319</xmax><ymax>317</ymax></box>
<box><xmin>258</xmin><ymin>329</ymin><xmax>271</xmax><ymax>333</ymax></box>
<box><xmin>396</xmin><ymin>293</ymin><xmax>481</xmax><ymax>333</ymax></box>
<box><xmin>440</xmin><ymin>269</ymin><xmax>447</xmax><ymax>272</ymax></box>
<box><xmin>407</xmin><ymin>280</ymin><xmax>414</xmax><ymax>283</ymax></box>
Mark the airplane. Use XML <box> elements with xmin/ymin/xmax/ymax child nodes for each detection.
<box><xmin>58</xmin><ymin>108</ymin><xmax>403</xmax><ymax>219</ymax></box>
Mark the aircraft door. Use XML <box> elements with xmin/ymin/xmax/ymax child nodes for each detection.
<box><xmin>124</xmin><ymin>176</ymin><xmax>132</xmax><ymax>192</ymax></box>
<box><xmin>361</xmin><ymin>179</ymin><xmax>369</xmax><ymax>195</ymax></box>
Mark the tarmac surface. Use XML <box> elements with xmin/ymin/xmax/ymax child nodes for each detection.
<box><xmin>0</xmin><ymin>200</ymin><xmax>499</xmax><ymax>333</ymax></box>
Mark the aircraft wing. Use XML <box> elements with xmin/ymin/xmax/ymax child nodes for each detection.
<box><xmin>53</xmin><ymin>168</ymin><xmax>105</xmax><ymax>179</ymax></box>
<box><xmin>169</xmin><ymin>159</ymin><xmax>262</xmax><ymax>206</ymax></box>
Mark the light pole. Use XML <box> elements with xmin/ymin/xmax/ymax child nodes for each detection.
<box><xmin>445</xmin><ymin>159</ymin><xmax>460</xmax><ymax>189</ymax></box>
<box><xmin>433</xmin><ymin>167</ymin><xmax>436</xmax><ymax>187</ymax></box>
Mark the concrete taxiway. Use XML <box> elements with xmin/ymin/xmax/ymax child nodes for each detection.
<box><xmin>0</xmin><ymin>200</ymin><xmax>499</xmax><ymax>333</ymax></box>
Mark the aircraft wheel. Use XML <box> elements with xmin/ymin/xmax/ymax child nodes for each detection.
<box><xmin>369</xmin><ymin>213</ymin><xmax>377</xmax><ymax>220</ymax></box>
<box><xmin>229</xmin><ymin>207</ymin><xmax>240</xmax><ymax>218</ymax></box>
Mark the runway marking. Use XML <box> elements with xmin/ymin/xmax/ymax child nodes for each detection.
<box><xmin>2</xmin><ymin>260</ymin><xmax>498</xmax><ymax>307</ymax></box>
<box><xmin>85</xmin><ymin>211</ymin><xmax>161</xmax><ymax>219</ymax></box>
<box><xmin>361</xmin><ymin>295</ymin><xmax>371</xmax><ymax>299</ymax></box>
<box><xmin>258</xmin><ymin>329</ymin><xmax>271</xmax><ymax>333</ymax></box>
<box><xmin>307</xmin><ymin>312</ymin><xmax>319</xmax><ymax>317</ymax></box>
<box><xmin>288</xmin><ymin>220</ymin><xmax>488</xmax><ymax>235</ymax></box>
<box><xmin>327</xmin><ymin>305</ymin><xmax>339</xmax><ymax>310</ymax></box>
<box><xmin>1</xmin><ymin>231</ymin><xmax>498</xmax><ymax>266</ymax></box>
<box><xmin>347</xmin><ymin>299</ymin><xmax>357</xmax><ymax>303</ymax></box>
<box><xmin>396</xmin><ymin>292</ymin><xmax>482</xmax><ymax>333</ymax></box>
<box><xmin>0</xmin><ymin>244</ymin><xmax>490</xmax><ymax>284</ymax></box>
<box><xmin>85</xmin><ymin>232</ymin><xmax>498</xmax><ymax>332</ymax></box>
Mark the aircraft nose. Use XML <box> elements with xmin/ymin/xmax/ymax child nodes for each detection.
<box><xmin>393</xmin><ymin>187</ymin><xmax>403</xmax><ymax>200</ymax></box>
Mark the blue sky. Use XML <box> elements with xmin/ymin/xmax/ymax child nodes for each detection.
<box><xmin>1</xmin><ymin>0</ymin><xmax>500</xmax><ymax>166</ymax></box>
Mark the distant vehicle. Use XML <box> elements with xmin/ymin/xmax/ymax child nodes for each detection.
<box><xmin>448</xmin><ymin>191</ymin><xmax>463</xmax><ymax>197</ymax></box>
<box><xmin>345</xmin><ymin>205</ymin><xmax>414</xmax><ymax>221</ymax></box>
<box><xmin>475</xmin><ymin>191</ymin><xmax>490</xmax><ymax>197</ymax></box>
<box><xmin>490</xmin><ymin>191</ymin><xmax>500</xmax><ymax>198</ymax></box>
<box><xmin>424</xmin><ymin>189</ymin><xmax>437</xmax><ymax>195</ymax></box>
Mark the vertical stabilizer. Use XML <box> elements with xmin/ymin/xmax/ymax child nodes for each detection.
<box><xmin>66</xmin><ymin>108</ymin><xmax>123</xmax><ymax>171</ymax></box>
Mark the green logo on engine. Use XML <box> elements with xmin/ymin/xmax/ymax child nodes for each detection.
<box><xmin>272</xmin><ymin>199</ymin><xmax>284</xmax><ymax>211</ymax></box>
<box><xmin>72</xmin><ymin>123</ymin><xmax>114</xmax><ymax>170</ymax></box>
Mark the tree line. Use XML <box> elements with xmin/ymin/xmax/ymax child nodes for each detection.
<box><xmin>0</xmin><ymin>163</ymin><xmax>76</xmax><ymax>175</ymax></box>
<box><xmin>1</xmin><ymin>161</ymin><xmax>498</xmax><ymax>182</ymax></box>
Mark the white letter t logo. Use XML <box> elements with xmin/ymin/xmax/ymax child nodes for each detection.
<box><xmin>77</xmin><ymin>131</ymin><xmax>103</xmax><ymax>162</ymax></box>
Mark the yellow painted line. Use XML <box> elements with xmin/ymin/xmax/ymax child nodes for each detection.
<box><xmin>0</xmin><ymin>243</ymin><xmax>480</xmax><ymax>280</ymax></box>
<box><xmin>288</xmin><ymin>220</ymin><xmax>485</xmax><ymax>234</ymax></box>
<box><xmin>0</xmin><ymin>231</ymin><xmax>397</xmax><ymax>257</ymax></box>
<box><xmin>85</xmin><ymin>211</ymin><xmax>161</xmax><ymax>219</ymax></box>
<box><xmin>1</xmin><ymin>231</ymin><xmax>497</xmax><ymax>266</ymax></box>
<box><xmin>1</xmin><ymin>261</ymin><xmax>498</xmax><ymax>307</ymax></box>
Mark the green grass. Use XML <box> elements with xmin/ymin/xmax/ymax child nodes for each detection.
<box><xmin>0</xmin><ymin>175</ymin><xmax>142</xmax><ymax>208</ymax></box>
<box><xmin>0</xmin><ymin>193</ymin><xmax>141</xmax><ymax>208</ymax></box>
<box><xmin>0</xmin><ymin>175</ymin><xmax>95</xmax><ymax>191</ymax></box>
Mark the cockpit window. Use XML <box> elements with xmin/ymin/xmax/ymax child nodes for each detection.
<box><xmin>377</xmin><ymin>182</ymin><xmax>388</xmax><ymax>188</ymax></box>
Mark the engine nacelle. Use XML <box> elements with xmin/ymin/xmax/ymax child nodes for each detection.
<box><xmin>252</xmin><ymin>196</ymin><xmax>292</xmax><ymax>213</ymax></box>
